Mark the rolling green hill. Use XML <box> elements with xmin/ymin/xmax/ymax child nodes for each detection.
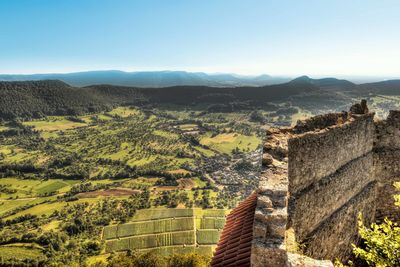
<box><xmin>0</xmin><ymin>80</ymin><xmax>109</xmax><ymax>119</ymax></box>
<box><xmin>0</xmin><ymin>78</ymin><xmax>321</xmax><ymax>119</ymax></box>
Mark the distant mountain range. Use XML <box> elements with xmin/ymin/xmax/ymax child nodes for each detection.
<box><xmin>1</xmin><ymin>75</ymin><xmax>400</xmax><ymax>120</ymax></box>
<box><xmin>0</xmin><ymin>70</ymin><xmax>291</xmax><ymax>87</ymax></box>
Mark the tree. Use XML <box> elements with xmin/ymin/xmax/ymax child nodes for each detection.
<box><xmin>249</xmin><ymin>110</ymin><xmax>264</xmax><ymax>123</ymax></box>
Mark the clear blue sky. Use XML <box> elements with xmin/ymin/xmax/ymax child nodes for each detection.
<box><xmin>1</xmin><ymin>0</ymin><xmax>399</xmax><ymax>77</ymax></box>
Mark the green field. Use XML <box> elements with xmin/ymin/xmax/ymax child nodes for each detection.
<box><xmin>0</xmin><ymin>245</ymin><xmax>45</xmax><ymax>261</ymax></box>
<box><xmin>130</xmin><ymin>208</ymin><xmax>195</xmax><ymax>221</ymax></box>
<box><xmin>103</xmin><ymin>208</ymin><xmax>227</xmax><ymax>255</ymax></box>
<box><xmin>139</xmin><ymin>245</ymin><xmax>215</xmax><ymax>256</ymax></box>
<box><xmin>103</xmin><ymin>217</ymin><xmax>194</xmax><ymax>239</ymax></box>
<box><xmin>196</xmin><ymin>217</ymin><xmax>226</xmax><ymax>229</ymax></box>
<box><xmin>5</xmin><ymin>201</ymin><xmax>65</xmax><ymax>220</ymax></box>
<box><xmin>200</xmin><ymin>133</ymin><xmax>260</xmax><ymax>154</ymax></box>
<box><xmin>0</xmin><ymin>178</ymin><xmax>78</xmax><ymax>200</ymax></box>
<box><xmin>105</xmin><ymin>231</ymin><xmax>196</xmax><ymax>251</ymax></box>
<box><xmin>196</xmin><ymin>229</ymin><xmax>220</xmax><ymax>245</ymax></box>
<box><xmin>23</xmin><ymin>117</ymin><xmax>87</xmax><ymax>131</ymax></box>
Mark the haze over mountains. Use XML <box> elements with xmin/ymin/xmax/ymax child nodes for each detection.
<box><xmin>1</xmin><ymin>74</ymin><xmax>400</xmax><ymax>120</ymax></box>
<box><xmin>0</xmin><ymin>70</ymin><xmax>291</xmax><ymax>87</ymax></box>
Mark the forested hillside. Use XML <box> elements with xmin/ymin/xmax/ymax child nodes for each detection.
<box><xmin>2</xmin><ymin>77</ymin><xmax>400</xmax><ymax>120</ymax></box>
<box><xmin>0</xmin><ymin>80</ymin><xmax>109</xmax><ymax>119</ymax></box>
<box><xmin>0</xmin><ymin>78</ymin><xmax>321</xmax><ymax>120</ymax></box>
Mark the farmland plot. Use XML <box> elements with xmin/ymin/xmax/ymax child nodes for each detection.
<box><xmin>103</xmin><ymin>208</ymin><xmax>227</xmax><ymax>255</ymax></box>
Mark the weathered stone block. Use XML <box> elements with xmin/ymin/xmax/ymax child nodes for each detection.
<box><xmin>301</xmin><ymin>183</ymin><xmax>376</xmax><ymax>262</ymax></box>
<box><xmin>251</xmin><ymin>242</ymin><xmax>287</xmax><ymax>267</ymax></box>
<box><xmin>286</xmin><ymin>253</ymin><xmax>333</xmax><ymax>267</ymax></box>
<box><xmin>288</xmin><ymin>153</ymin><xmax>374</xmax><ymax>239</ymax></box>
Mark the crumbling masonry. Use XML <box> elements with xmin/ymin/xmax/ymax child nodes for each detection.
<box><xmin>211</xmin><ymin>101</ymin><xmax>400</xmax><ymax>267</ymax></box>
<box><xmin>251</xmin><ymin>101</ymin><xmax>400</xmax><ymax>266</ymax></box>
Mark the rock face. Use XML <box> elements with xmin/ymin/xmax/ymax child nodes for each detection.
<box><xmin>250</xmin><ymin>101</ymin><xmax>400</xmax><ymax>266</ymax></box>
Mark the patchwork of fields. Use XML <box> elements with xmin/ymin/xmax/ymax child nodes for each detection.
<box><xmin>0</xmin><ymin>106</ymin><xmax>262</xmax><ymax>265</ymax></box>
<box><xmin>103</xmin><ymin>208</ymin><xmax>228</xmax><ymax>255</ymax></box>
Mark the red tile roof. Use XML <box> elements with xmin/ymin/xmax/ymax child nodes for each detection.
<box><xmin>211</xmin><ymin>192</ymin><xmax>257</xmax><ymax>267</ymax></box>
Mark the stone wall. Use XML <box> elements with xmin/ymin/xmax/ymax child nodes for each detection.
<box><xmin>374</xmin><ymin>110</ymin><xmax>400</xmax><ymax>222</ymax></box>
<box><xmin>287</xmin><ymin>112</ymin><xmax>376</xmax><ymax>262</ymax></box>
<box><xmin>251</xmin><ymin>128</ymin><xmax>333</xmax><ymax>267</ymax></box>
<box><xmin>250</xmin><ymin>103</ymin><xmax>400</xmax><ymax>266</ymax></box>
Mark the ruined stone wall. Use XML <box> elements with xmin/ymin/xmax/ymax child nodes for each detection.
<box><xmin>251</xmin><ymin>128</ymin><xmax>290</xmax><ymax>267</ymax></box>
<box><xmin>251</xmin><ymin>128</ymin><xmax>333</xmax><ymax>267</ymax></box>
<box><xmin>374</xmin><ymin>110</ymin><xmax>400</xmax><ymax>222</ymax></box>
<box><xmin>287</xmin><ymin>113</ymin><xmax>376</xmax><ymax>261</ymax></box>
<box><xmin>250</xmin><ymin>104</ymin><xmax>400</xmax><ymax>266</ymax></box>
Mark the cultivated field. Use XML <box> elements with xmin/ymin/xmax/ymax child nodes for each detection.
<box><xmin>103</xmin><ymin>208</ymin><xmax>228</xmax><ymax>255</ymax></box>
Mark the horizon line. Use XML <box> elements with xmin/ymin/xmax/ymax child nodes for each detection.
<box><xmin>0</xmin><ymin>69</ymin><xmax>399</xmax><ymax>80</ymax></box>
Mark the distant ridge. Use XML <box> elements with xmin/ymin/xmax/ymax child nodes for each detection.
<box><xmin>0</xmin><ymin>77</ymin><xmax>316</xmax><ymax>119</ymax></box>
<box><xmin>289</xmin><ymin>76</ymin><xmax>355</xmax><ymax>90</ymax></box>
<box><xmin>0</xmin><ymin>70</ymin><xmax>291</xmax><ymax>87</ymax></box>
<box><xmin>1</xmin><ymin>76</ymin><xmax>400</xmax><ymax>120</ymax></box>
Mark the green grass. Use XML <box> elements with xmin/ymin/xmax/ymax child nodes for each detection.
<box><xmin>0</xmin><ymin>125</ymin><xmax>10</xmax><ymax>132</ymax></box>
<box><xmin>200</xmin><ymin>133</ymin><xmax>260</xmax><ymax>154</ymax></box>
<box><xmin>196</xmin><ymin>230</ymin><xmax>221</xmax><ymax>245</ymax></box>
<box><xmin>105</xmin><ymin>231</ymin><xmax>195</xmax><ymax>252</ymax></box>
<box><xmin>196</xmin><ymin>218</ymin><xmax>226</xmax><ymax>229</ymax></box>
<box><xmin>194</xmin><ymin>146</ymin><xmax>215</xmax><ymax>157</ymax></box>
<box><xmin>5</xmin><ymin>201</ymin><xmax>66</xmax><ymax>220</ymax></box>
<box><xmin>86</xmin><ymin>254</ymin><xmax>109</xmax><ymax>266</ymax></box>
<box><xmin>130</xmin><ymin>208</ymin><xmax>195</xmax><ymax>221</ymax></box>
<box><xmin>108</xmin><ymin>107</ymin><xmax>140</xmax><ymax>117</ymax></box>
<box><xmin>23</xmin><ymin>117</ymin><xmax>86</xmax><ymax>131</ymax></box>
<box><xmin>0</xmin><ymin>178</ymin><xmax>78</xmax><ymax>199</ymax></box>
<box><xmin>139</xmin><ymin>245</ymin><xmax>215</xmax><ymax>256</ymax></box>
<box><xmin>178</xmin><ymin>124</ymin><xmax>198</xmax><ymax>131</ymax></box>
<box><xmin>41</xmin><ymin>220</ymin><xmax>61</xmax><ymax>231</ymax></box>
<box><xmin>0</xmin><ymin>199</ymin><xmax>33</xmax><ymax>216</ymax></box>
<box><xmin>194</xmin><ymin>209</ymin><xmax>227</xmax><ymax>217</ymax></box>
<box><xmin>153</xmin><ymin>130</ymin><xmax>179</xmax><ymax>140</ymax></box>
<box><xmin>0</xmin><ymin>245</ymin><xmax>45</xmax><ymax>261</ymax></box>
<box><xmin>104</xmin><ymin>217</ymin><xmax>194</xmax><ymax>239</ymax></box>
<box><xmin>291</xmin><ymin>109</ymin><xmax>313</xmax><ymax>126</ymax></box>
<box><xmin>35</xmin><ymin>180</ymin><xmax>71</xmax><ymax>195</ymax></box>
<box><xmin>104</xmin><ymin>208</ymin><xmax>227</xmax><ymax>256</ymax></box>
<box><xmin>40</xmin><ymin>131</ymin><xmax>59</xmax><ymax>139</ymax></box>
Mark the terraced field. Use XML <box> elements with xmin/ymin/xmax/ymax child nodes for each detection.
<box><xmin>103</xmin><ymin>208</ymin><xmax>228</xmax><ymax>255</ymax></box>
